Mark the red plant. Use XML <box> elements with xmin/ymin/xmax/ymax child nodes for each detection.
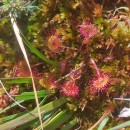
<box><xmin>79</xmin><ymin>23</ymin><xmax>98</xmax><ymax>44</ymax></box>
<box><xmin>13</xmin><ymin>61</ymin><xmax>42</xmax><ymax>78</ymax></box>
<box><xmin>39</xmin><ymin>75</ymin><xmax>58</xmax><ymax>89</ymax></box>
<box><xmin>0</xmin><ymin>86</ymin><xmax>19</xmax><ymax>108</ymax></box>
<box><xmin>47</xmin><ymin>32</ymin><xmax>62</xmax><ymax>53</ymax></box>
<box><xmin>89</xmin><ymin>73</ymin><xmax>110</xmax><ymax>94</ymax></box>
<box><xmin>47</xmin><ymin>76</ymin><xmax>58</xmax><ymax>88</ymax></box>
<box><xmin>89</xmin><ymin>58</ymin><xmax>110</xmax><ymax>94</ymax></box>
<box><xmin>61</xmin><ymin>80</ymin><xmax>79</xmax><ymax>97</ymax></box>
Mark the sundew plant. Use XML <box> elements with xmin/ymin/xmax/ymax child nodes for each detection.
<box><xmin>0</xmin><ymin>0</ymin><xmax>130</xmax><ymax>130</ymax></box>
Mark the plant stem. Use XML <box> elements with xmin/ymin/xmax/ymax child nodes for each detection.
<box><xmin>90</xmin><ymin>57</ymin><xmax>101</xmax><ymax>76</ymax></box>
<box><xmin>54</xmin><ymin>62</ymin><xmax>84</xmax><ymax>83</ymax></box>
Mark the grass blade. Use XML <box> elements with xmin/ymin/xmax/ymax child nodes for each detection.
<box><xmin>0</xmin><ymin>100</ymin><xmax>24</xmax><ymax>114</ymax></box>
<box><xmin>0</xmin><ymin>97</ymin><xmax>67</xmax><ymax>130</ymax></box>
<box><xmin>0</xmin><ymin>81</ymin><xmax>26</xmax><ymax>110</ymax></box>
<box><xmin>1</xmin><ymin>77</ymin><xmax>31</xmax><ymax>84</ymax></box>
<box><xmin>109</xmin><ymin>120</ymin><xmax>130</xmax><ymax>130</ymax></box>
<box><xmin>43</xmin><ymin>109</ymin><xmax>72</xmax><ymax>130</ymax></box>
<box><xmin>15</xmin><ymin>90</ymin><xmax>48</xmax><ymax>101</ymax></box>
<box><xmin>62</xmin><ymin>118</ymin><xmax>77</xmax><ymax>130</ymax></box>
<box><xmin>20</xmin><ymin>32</ymin><xmax>58</xmax><ymax>67</ymax></box>
<box><xmin>10</xmin><ymin>13</ymin><xmax>43</xmax><ymax>129</ymax></box>
<box><xmin>16</xmin><ymin>110</ymin><xmax>57</xmax><ymax>130</ymax></box>
<box><xmin>98</xmin><ymin>117</ymin><xmax>109</xmax><ymax>130</ymax></box>
<box><xmin>0</xmin><ymin>112</ymin><xmax>26</xmax><ymax>124</ymax></box>
<box><xmin>32</xmin><ymin>109</ymin><xmax>57</xmax><ymax>130</ymax></box>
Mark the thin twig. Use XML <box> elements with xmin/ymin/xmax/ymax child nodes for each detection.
<box><xmin>0</xmin><ymin>80</ymin><xmax>27</xmax><ymax>110</ymax></box>
<box><xmin>54</xmin><ymin>62</ymin><xmax>85</xmax><ymax>83</ymax></box>
<box><xmin>0</xmin><ymin>80</ymin><xmax>37</xmax><ymax>118</ymax></box>
<box><xmin>90</xmin><ymin>57</ymin><xmax>101</xmax><ymax>76</ymax></box>
<box><xmin>10</xmin><ymin>13</ymin><xmax>43</xmax><ymax>130</ymax></box>
<box><xmin>34</xmin><ymin>110</ymin><xmax>59</xmax><ymax>130</ymax></box>
<box><xmin>114</xmin><ymin>98</ymin><xmax>130</xmax><ymax>101</ymax></box>
<box><xmin>113</xmin><ymin>7</ymin><xmax>129</xmax><ymax>16</ymax></box>
<box><xmin>88</xmin><ymin>103</ymin><xmax>115</xmax><ymax>130</ymax></box>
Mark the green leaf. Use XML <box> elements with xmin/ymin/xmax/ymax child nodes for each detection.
<box><xmin>62</xmin><ymin>118</ymin><xmax>77</xmax><ymax>130</ymax></box>
<box><xmin>98</xmin><ymin>117</ymin><xmax>109</xmax><ymax>130</ymax></box>
<box><xmin>26</xmin><ymin>5</ymin><xmax>40</xmax><ymax>10</ymax></box>
<box><xmin>1</xmin><ymin>77</ymin><xmax>31</xmax><ymax>84</ymax></box>
<box><xmin>0</xmin><ymin>98</ymin><xmax>67</xmax><ymax>130</ymax></box>
<box><xmin>20</xmin><ymin>32</ymin><xmax>58</xmax><ymax>67</ymax></box>
<box><xmin>39</xmin><ymin>96</ymin><xmax>49</xmax><ymax>107</ymax></box>
<box><xmin>43</xmin><ymin>109</ymin><xmax>72</xmax><ymax>130</ymax></box>
<box><xmin>109</xmin><ymin>120</ymin><xmax>130</xmax><ymax>130</ymax></box>
<box><xmin>0</xmin><ymin>112</ymin><xmax>26</xmax><ymax>124</ymax></box>
<box><xmin>94</xmin><ymin>18</ymin><xmax>104</xmax><ymax>25</ymax></box>
<box><xmin>16</xmin><ymin>90</ymin><xmax>48</xmax><ymax>101</ymax></box>
<box><xmin>32</xmin><ymin>109</ymin><xmax>58</xmax><ymax>129</ymax></box>
<box><xmin>16</xmin><ymin>110</ymin><xmax>56</xmax><ymax>130</ymax></box>
<box><xmin>3</xmin><ymin>0</ymin><xmax>10</xmax><ymax>5</ymax></box>
<box><xmin>0</xmin><ymin>100</ymin><xmax>24</xmax><ymax>114</ymax></box>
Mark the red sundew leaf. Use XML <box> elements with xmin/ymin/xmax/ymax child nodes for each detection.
<box><xmin>89</xmin><ymin>73</ymin><xmax>110</xmax><ymax>94</ymax></box>
<box><xmin>79</xmin><ymin>23</ymin><xmax>98</xmax><ymax>44</ymax></box>
<box><xmin>46</xmin><ymin>31</ymin><xmax>62</xmax><ymax>54</ymax></box>
<box><xmin>39</xmin><ymin>76</ymin><xmax>58</xmax><ymax>89</ymax></box>
<box><xmin>61</xmin><ymin>80</ymin><xmax>79</xmax><ymax>97</ymax></box>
